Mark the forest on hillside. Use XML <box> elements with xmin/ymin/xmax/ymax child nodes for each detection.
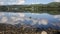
<box><xmin>0</xmin><ymin>2</ymin><xmax>60</xmax><ymax>14</ymax></box>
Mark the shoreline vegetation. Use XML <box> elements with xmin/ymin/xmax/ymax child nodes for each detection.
<box><xmin>0</xmin><ymin>2</ymin><xmax>60</xmax><ymax>14</ymax></box>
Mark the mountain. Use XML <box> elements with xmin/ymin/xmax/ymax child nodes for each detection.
<box><xmin>0</xmin><ymin>2</ymin><xmax>60</xmax><ymax>14</ymax></box>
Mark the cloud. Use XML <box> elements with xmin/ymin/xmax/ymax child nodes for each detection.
<box><xmin>31</xmin><ymin>20</ymin><xmax>38</xmax><ymax>25</ymax></box>
<box><xmin>53</xmin><ymin>15</ymin><xmax>60</xmax><ymax>21</ymax></box>
<box><xmin>31</xmin><ymin>18</ymin><xmax>48</xmax><ymax>25</ymax></box>
<box><xmin>17</xmin><ymin>0</ymin><xmax>25</xmax><ymax>5</ymax></box>
<box><xmin>53</xmin><ymin>0</ymin><xmax>60</xmax><ymax>2</ymax></box>
<box><xmin>0</xmin><ymin>12</ymin><xmax>5</xmax><ymax>16</ymax></box>
<box><xmin>0</xmin><ymin>0</ymin><xmax>25</xmax><ymax>5</ymax></box>
<box><xmin>39</xmin><ymin>19</ymin><xmax>48</xmax><ymax>25</ymax></box>
<box><xmin>0</xmin><ymin>12</ymin><xmax>25</xmax><ymax>25</ymax></box>
<box><xmin>18</xmin><ymin>13</ymin><xmax>25</xmax><ymax>17</ymax></box>
<box><xmin>1</xmin><ymin>16</ymin><xmax>8</xmax><ymax>23</ymax></box>
<box><xmin>6</xmin><ymin>13</ymin><xmax>25</xmax><ymax>24</ymax></box>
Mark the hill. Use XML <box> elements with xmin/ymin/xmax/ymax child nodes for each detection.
<box><xmin>0</xmin><ymin>2</ymin><xmax>60</xmax><ymax>14</ymax></box>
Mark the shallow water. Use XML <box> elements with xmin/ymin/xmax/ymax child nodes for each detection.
<box><xmin>0</xmin><ymin>12</ymin><xmax>60</xmax><ymax>28</ymax></box>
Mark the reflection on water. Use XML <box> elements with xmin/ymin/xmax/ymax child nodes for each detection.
<box><xmin>0</xmin><ymin>12</ymin><xmax>60</xmax><ymax>28</ymax></box>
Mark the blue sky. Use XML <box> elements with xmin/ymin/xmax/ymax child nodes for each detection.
<box><xmin>0</xmin><ymin>0</ymin><xmax>60</xmax><ymax>5</ymax></box>
<box><xmin>25</xmin><ymin>0</ymin><xmax>54</xmax><ymax>4</ymax></box>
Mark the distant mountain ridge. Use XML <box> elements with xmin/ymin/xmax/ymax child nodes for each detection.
<box><xmin>0</xmin><ymin>2</ymin><xmax>60</xmax><ymax>14</ymax></box>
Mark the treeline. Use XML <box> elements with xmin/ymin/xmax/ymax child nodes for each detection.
<box><xmin>0</xmin><ymin>2</ymin><xmax>60</xmax><ymax>14</ymax></box>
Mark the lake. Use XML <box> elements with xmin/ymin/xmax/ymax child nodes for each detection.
<box><xmin>0</xmin><ymin>12</ymin><xmax>60</xmax><ymax>29</ymax></box>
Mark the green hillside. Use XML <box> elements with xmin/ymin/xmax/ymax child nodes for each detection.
<box><xmin>0</xmin><ymin>2</ymin><xmax>60</xmax><ymax>14</ymax></box>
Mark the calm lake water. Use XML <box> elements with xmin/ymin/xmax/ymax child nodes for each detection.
<box><xmin>0</xmin><ymin>12</ymin><xmax>60</xmax><ymax>29</ymax></box>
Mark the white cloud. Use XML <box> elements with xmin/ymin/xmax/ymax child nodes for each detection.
<box><xmin>0</xmin><ymin>12</ymin><xmax>5</xmax><ymax>16</ymax></box>
<box><xmin>53</xmin><ymin>0</ymin><xmax>60</xmax><ymax>2</ymax></box>
<box><xmin>31</xmin><ymin>20</ymin><xmax>38</xmax><ymax>25</ymax></box>
<box><xmin>17</xmin><ymin>0</ymin><xmax>25</xmax><ymax>5</ymax></box>
<box><xmin>1</xmin><ymin>16</ymin><xmax>8</xmax><ymax>23</ymax></box>
<box><xmin>53</xmin><ymin>15</ymin><xmax>60</xmax><ymax>21</ymax></box>
<box><xmin>0</xmin><ymin>0</ymin><xmax>25</xmax><ymax>5</ymax></box>
<box><xmin>39</xmin><ymin>19</ymin><xmax>48</xmax><ymax>25</ymax></box>
<box><xmin>31</xmin><ymin>18</ymin><xmax>48</xmax><ymax>25</ymax></box>
<box><xmin>18</xmin><ymin>13</ymin><xmax>25</xmax><ymax>17</ymax></box>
